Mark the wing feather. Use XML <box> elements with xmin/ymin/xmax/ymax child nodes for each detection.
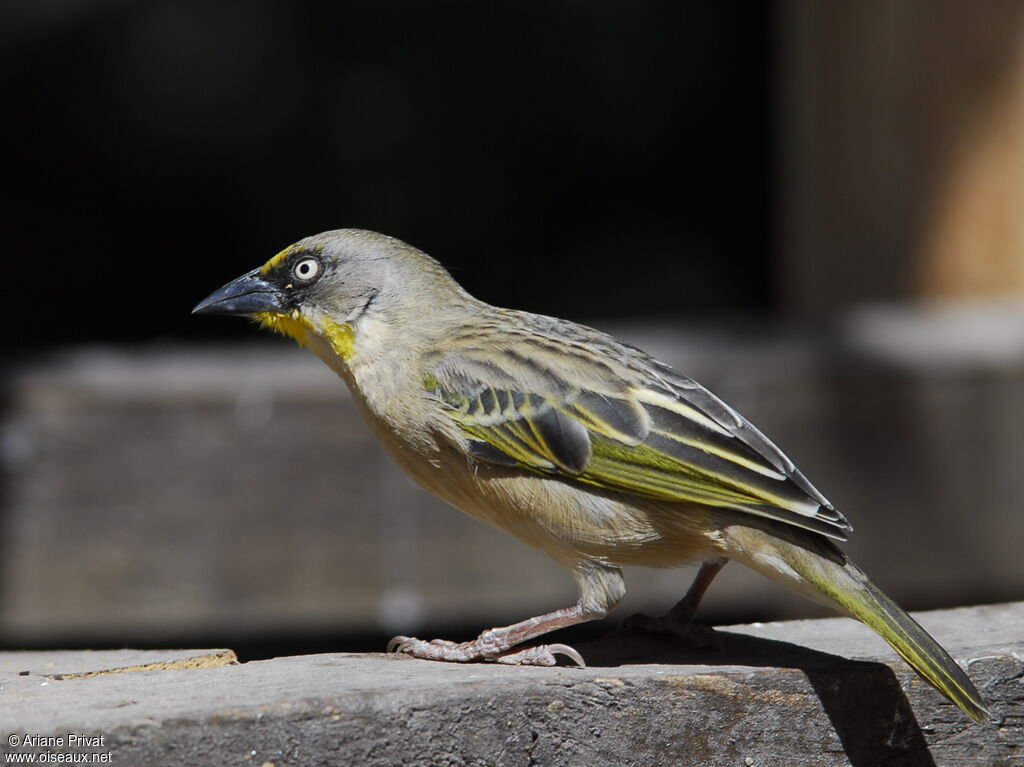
<box><xmin>427</xmin><ymin>338</ymin><xmax>851</xmax><ymax>540</ymax></box>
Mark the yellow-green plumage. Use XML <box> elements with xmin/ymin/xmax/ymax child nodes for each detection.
<box><xmin>193</xmin><ymin>228</ymin><xmax>989</xmax><ymax>723</ymax></box>
<box><xmin>724</xmin><ymin>522</ymin><xmax>988</xmax><ymax>723</ymax></box>
<box><xmin>843</xmin><ymin>577</ymin><xmax>989</xmax><ymax>723</ymax></box>
<box><xmin>427</xmin><ymin>357</ymin><xmax>844</xmax><ymax>540</ymax></box>
<box><xmin>798</xmin><ymin>543</ymin><xmax>989</xmax><ymax>722</ymax></box>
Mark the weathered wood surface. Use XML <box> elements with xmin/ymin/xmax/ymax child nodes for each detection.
<box><xmin>1</xmin><ymin>602</ymin><xmax>1020</xmax><ymax>766</ymax></box>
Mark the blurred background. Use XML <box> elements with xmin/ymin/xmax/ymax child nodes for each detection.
<box><xmin>2</xmin><ymin>0</ymin><xmax>1023</xmax><ymax>661</ymax></box>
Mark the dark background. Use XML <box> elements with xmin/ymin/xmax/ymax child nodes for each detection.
<box><xmin>6</xmin><ymin>2</ymin><xmax>1019</xmax><ymax>664</ymax></box>
<box><xmin>5</xmin><ymin>0</ymin><xmax>773</xmax><ymax>351</ymax></box>
<box><xmin>4</xmin><ymin>0</ymin><xmax>778</xmax><ymax>659</ymax></box>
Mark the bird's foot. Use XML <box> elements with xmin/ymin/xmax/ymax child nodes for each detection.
<box><xmin>387</xmin><ymin>635</ymin><xmax>585</xmax><ymax>667</ymax></box>
<box><xmin>494</xmin><ymin>643</ymin><xmax>585</xmax><ymax>666</ymax></box>
<box><xmin>615</xmin><ymin>611</ymin><xmax>718</xmax><ymax>649</ymax></box>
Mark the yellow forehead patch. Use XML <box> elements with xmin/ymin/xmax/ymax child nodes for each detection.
<box><xmin>259</xmin><ymin>241</ymin><xmax>326</xmax><ymax>276</ymax></box>
<box><xmin>259</xmin><ymin>244</ymin><xmax>298</xmax><ymax>276</ymax></box>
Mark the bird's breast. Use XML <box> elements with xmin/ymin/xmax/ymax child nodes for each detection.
<box><xmin>304</xmin><ymin>323</ymin><xmax>724</xmax><ymax>570</ymax></box>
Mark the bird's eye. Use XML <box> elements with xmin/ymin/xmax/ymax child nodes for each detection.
<box><xmin>292</xmin><ymin>257</ymin><xmax>321</xmax><ymax>282</ymax></box>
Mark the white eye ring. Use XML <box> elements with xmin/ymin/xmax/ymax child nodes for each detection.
<box><xmin>292</xmin><ymin>257</ymin><xmax>320</xmax><ymax>282</ymax></box>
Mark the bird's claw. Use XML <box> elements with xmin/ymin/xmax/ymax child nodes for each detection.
<box><xmin>494</xmin><ymin>643</ymin><xmax>586</xmax><ymax>667</ymax></box>
<box><xmin>549</xmin><ymin>643</ymin><xmax>586</xmax><ymax>667</ymax></box>
<box><xmin>386</xmin><ymin>635</ymin><xmax>410</xmax><ymax>653</ymax></box>
<box><xmin>386</xmin><ymin>635</ymin><xmax>586</xmax><ymax>666</ymax></box>
<box><xmin>387</xmin><ymin>635</ymin><xmax>479</xmax><ymax>661</ymax></box>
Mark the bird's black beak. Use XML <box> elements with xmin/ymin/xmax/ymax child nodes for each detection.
<box><xmin>192</xmin><ymin>270</ymin><xmax>286</xmax><ymax>316</ymax></box>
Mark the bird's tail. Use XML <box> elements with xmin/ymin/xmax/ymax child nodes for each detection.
<box><xmin>725</xmin><ymin>524</ymin><xmax>989</xmax><ymax>723</ymax></box>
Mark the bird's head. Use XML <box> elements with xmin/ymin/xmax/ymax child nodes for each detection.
<box><xmin>193</xmin><ymin>229</ymin><xmax>464</xmax><ymax>358</ymax></box>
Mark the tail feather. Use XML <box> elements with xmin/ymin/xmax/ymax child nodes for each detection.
<box><xmin>811</xmin><ymin>559</ymin><xmax>989</xmax><ymax>723</ymax></box>
<box><xmin>727</xmin><ymin>524</ymin><xmax>989</xmax><ymax>723</ymax></box>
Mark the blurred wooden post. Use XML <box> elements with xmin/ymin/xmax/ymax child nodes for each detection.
<box><xmin>778</xmin><ymin>0</ymin><xmax>1024</xmax><ymax>313</ymax></box>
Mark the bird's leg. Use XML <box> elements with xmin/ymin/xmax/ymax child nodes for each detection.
<box><xmin>619</xmin><ymin>557</ymin><xmax>728</xmax><ymax>644</ymax></box>
<box><xmin>388</xmin><ymin>562</ymin><xmax>625</xmax><ymax>666</ymax></box>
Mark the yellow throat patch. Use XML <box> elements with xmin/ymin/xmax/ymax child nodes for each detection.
<box><xmin>254</xmin><ymin>312</ymin><xmax>356</xmax><ymax>362</ymax></box>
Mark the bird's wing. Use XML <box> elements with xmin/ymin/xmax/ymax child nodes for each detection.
<box><xmin>426</xmin><ymin>345</ymin><xmax>851</xmax><ymax>541</ymax></box>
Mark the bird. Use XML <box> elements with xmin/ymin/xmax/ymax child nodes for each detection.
<box><xmin>193</xmin><ymin>228</ymin><xmax>988</xmax><ymax>722</ymax></box>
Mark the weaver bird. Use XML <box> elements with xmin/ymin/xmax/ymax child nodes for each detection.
<box><xmin>194</xmin><ymin>229</ymin><xmax>988</xmax><ymax>722</ymax></box>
